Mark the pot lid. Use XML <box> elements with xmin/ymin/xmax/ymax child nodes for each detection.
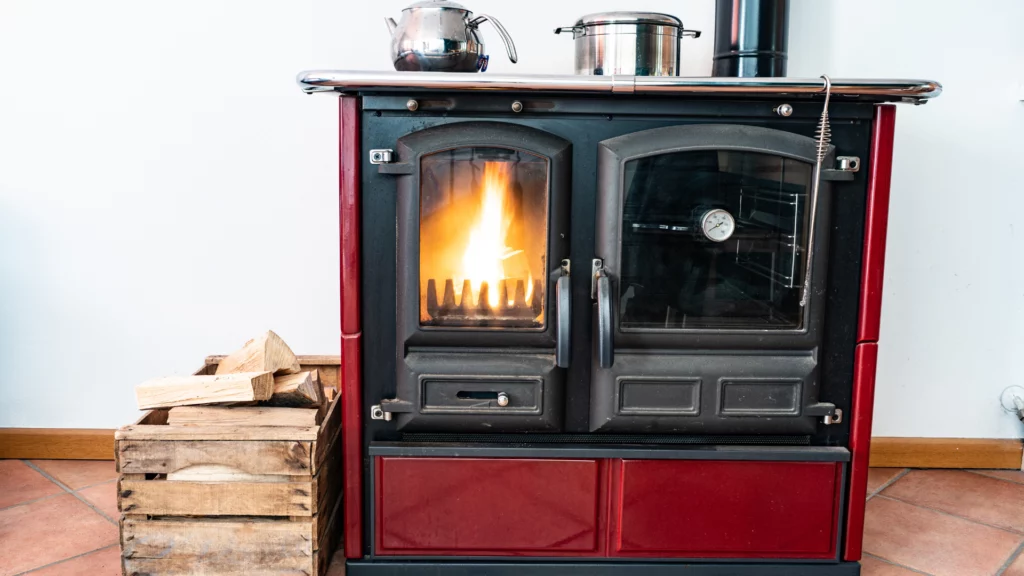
<box><xmin>404</xmin><ymin>0</ymin><xmax>469</xmax><ymax>10</ymax></box>
<box><xmin>576</xmin><ymin>11</ymin><xmax>682</xmax><ymax>27</ymax></box>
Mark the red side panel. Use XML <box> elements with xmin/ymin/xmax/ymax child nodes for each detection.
<box><xmin>843</xmin><ymin>342</ymin><xmax>879</xmax><ymax>561</ymax></box>
<box><xmin>611</xmin><ymin>460</ymin><xmax>842</xmax><ymax>559</ymax></box>
<box><xmin>340</xmin><ymin>96</ymin><xmax>362</xmax><ymax>337</ymax></box>
<box><xmin>339</xmin><ymin>95</ymin><xmax>363</xmax><ymax>559</ymax></box>
<box><xmin>857</xmin><ymin>104</ymin><xmax>897</xmax><ymax>343</ymax></box>
<box><xmin>376</xmin><ymin>457</ymin><xmax>606</xmax><ymax>556</ymax></box>
<box><xmin>844</xmin><ymin>104</ymin><xmax>898</xmax><ymax>561</ymax></box>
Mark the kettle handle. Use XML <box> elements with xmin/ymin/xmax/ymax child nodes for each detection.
<box><xmin>468</xmin><ymin>14</ymin><xmax>518</xmax><ymax>64</ymax></box>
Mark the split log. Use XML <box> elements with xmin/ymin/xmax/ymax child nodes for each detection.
<box><xmin>167</xmin><ymin>405</ymin><xmax>322</xmax><ymax>427</ymax></box>
<box><xmin>136</xmin><ymin>373</ymin><xmax>273</xmax><ymax>410</ymax></box>
<box><xmin>267</xmin><ymin>370</ymin><xmax>324</xmax><ymax>407</ymax></box>
<box><xmin>215</xmin><ymin>330</ymin><xmax>300</xmax><ymax>376</ymax></box>
<box><xmin>166</xmin><ymin>464</ymin><xmax>292</xmax><ymax>483</ymax></box>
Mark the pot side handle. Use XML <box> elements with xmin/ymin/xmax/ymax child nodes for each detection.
<box><xmin>469</xmin><ymin>14</ymin><xmax>518</xmax><ymax>63</ymax></box>
<box><xmin>554</xmin><ymin>26</ymin><xmax>585</xmax><ymax>38</ymax></box>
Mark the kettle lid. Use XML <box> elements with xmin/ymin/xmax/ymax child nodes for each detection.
<box><xmin>404</xmin><ymin>0</ymin><xmax>470</xmax><ymax>10</ymax></box>
<box><xmin>576</xmin><ymin>11</ymin><xmax>683</xmax><ymax>27</ymax></box>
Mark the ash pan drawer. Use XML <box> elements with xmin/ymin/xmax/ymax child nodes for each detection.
<box><xmin>422</xmin><ymin>377</ymin><xmax>542</xmax><ymax>414</ymax></box>
<box><xmin>395</xmin><ymin>351</ymin><xmax>563</xmax><ymax>432</ymax></box>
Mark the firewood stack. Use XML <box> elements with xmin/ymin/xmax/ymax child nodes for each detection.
<box><xmin>135</xmin><ymin>330</ymin><xmax>334</xmax><ymax>419</ymax></box>
<box><xmin>118</xmin><ymin>331</ymin><xmax>342</xmax><ymax>576</ymax></box>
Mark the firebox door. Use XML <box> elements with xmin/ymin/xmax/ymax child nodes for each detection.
<box><xmin>591</xmin><ymin>124</ymin><xmax>839</xmax><ymax>434</ymax></box>
<box><xmin>379</xmin><ymin>122</ymin><xmax>571</xmax><ymax>431</ymax></box>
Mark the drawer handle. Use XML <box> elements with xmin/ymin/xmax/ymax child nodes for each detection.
<box><xmin>455</xmin><ymin>390</ymin><xmax>511</xmax><ymax>407</ymax></box>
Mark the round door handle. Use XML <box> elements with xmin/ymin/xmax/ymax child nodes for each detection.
<box><xmin>496</xmin><ymin>392</ymin><xmax>510</xmax><ymax>407</ymax></box>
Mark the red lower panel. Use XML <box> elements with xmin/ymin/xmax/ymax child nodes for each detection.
<box><xmin>612</xmin><ymin>460</ymin><xmax>841</xmax><ymax>559</ymax></box>
<box><xmin>376</xmin><ymin>457</ymin><xmax>605</xmax><ymax>556</ymax></box>
<box><xmin>341</xmin><ymin>334</ymin><xmax>363</xmax><ymax>558</ymax></box>
<box><xmin>843</xmin><ymin>342</ymin><xmax>879</xmax><ymax>561</ymax></box>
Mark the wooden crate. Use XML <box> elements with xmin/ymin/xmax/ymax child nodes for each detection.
<box><xmin>117</xmin><ymin>356</ymin><xmax>342</xmax><ymax>576</ymax></box>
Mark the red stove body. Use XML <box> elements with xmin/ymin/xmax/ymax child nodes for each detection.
<box><xmin>301</xmin><ymin>72</ymin><xmax>938</xmax><ymax>576</ymax></box>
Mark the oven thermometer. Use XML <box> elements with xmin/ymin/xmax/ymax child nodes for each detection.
<box><xmin>700</xmin><ymin>208</ymin><xmax>736</xmax><ymax>242</ymax></box>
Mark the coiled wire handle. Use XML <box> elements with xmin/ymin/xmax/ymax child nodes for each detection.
<box><xmin>800</xmin><ymin>75</ymin><xmax>832</xmax><ymax>307</ymax></box>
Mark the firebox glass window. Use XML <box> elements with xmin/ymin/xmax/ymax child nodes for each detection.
<box><xmin>419</xmin><ymin>147</ymin><xmax>549</xmax><ymax>329</ymax></box>
<box><xmin>619</xmin><ymin>151</ymin><xmax>813</xmax><ymax>331</ymax></box>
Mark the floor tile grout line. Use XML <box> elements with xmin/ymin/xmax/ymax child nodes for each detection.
<box><xmin>21</xmin><ymin>460</ymin><xmax>118</xmax><ymax>493</ymax></box>
<box><xmin>874</xmin><ymin>494</ymin><xmax>1024</xmax><ymax>535</ymax></box>
<box><xmin>21</xmin><ymin>460</ymin><xmax>75</xmax><ymax>493</ymax></box>
<box><xmin>73</xmin><ymin>478</ymin><xmax>118</xmax><ymax>493</ymax></box>
<box><xmin>22</xmin><ymin>460</ymin><xmax>119</xmax><ymax>526</ymax></box>
<box><xmin>969</xmin><ymin>469</ymin><xmax>1024</xmax><ymax>486</ymax></box>
<box><xmin>12</xmin><ymin>543</ymin><xmax>119</xmax><ymax>576</ymax></box>
<box><xmin>996</xmin><ymin>539</ymin><xmax>1024</xmax><ymax>576</ymax></box>
<box><xmin>868</xmin><ymin>467</ymin><xmax>912</xmax><ymax>500</ymax></box>
<box><xmin>863</xmin><ymin>552</ymin><xmax>933</xmax><ymax>575</ymax></box>
<box><xmin>0</xmin><ymin>492</ymin><xmax>66</xmax><ymax>513</ymax></box>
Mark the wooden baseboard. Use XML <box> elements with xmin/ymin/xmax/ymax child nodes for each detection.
<box><xmin>0</xmin><ymin>428</ymin><xmax>115</xmax><ymax>460</ymax></box>
<box><xmin>869</xmin><ymin>437</ymin><xmax>1023</xmax><ymax>469</ymax></box>
<box><xmin>1</xmin><ymin>429</ymin><xmax>1021</xmax><ymax>469</ymax></box>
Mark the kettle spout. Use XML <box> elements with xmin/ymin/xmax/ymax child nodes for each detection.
<box><xmin>385</xmin><ymin>17</ymin><xmax>398</xmax><ymax>35</ymax></box>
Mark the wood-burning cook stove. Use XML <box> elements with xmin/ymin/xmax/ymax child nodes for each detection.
<box><xmin>297</xmin><ymin>71</ymin><xmax>941</xmax><ymax>575</ymax></box>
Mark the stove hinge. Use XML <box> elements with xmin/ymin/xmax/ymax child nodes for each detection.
<box><xmin>370</xmin><ymin>399</ymin><xmax>414</xmax><ymax>422</ymax></box>
<box><xmin>821</xmin><ymin>156</ymin><xmax>861</xmax><ymax>182</ymax></box>
<box><xmin>806</xmin><ymin>402</ymin><xmax>844</xmax><ymax>425</ymax></box>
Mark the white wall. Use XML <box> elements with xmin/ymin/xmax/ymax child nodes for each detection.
<box><xmin>1</xmin><ymin>0</ymin><xmax>1021</xmax><ymax>437</ymax></box>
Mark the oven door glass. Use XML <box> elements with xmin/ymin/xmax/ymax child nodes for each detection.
<box><xmin>620</xmin><ymin>151</ymin><xmax>813</xmax><ymax>331</ymax></box>
<box><xmin>419</xmin><ymin>147</ymin><xmax>549</xmax><ymax>329</ymax></box>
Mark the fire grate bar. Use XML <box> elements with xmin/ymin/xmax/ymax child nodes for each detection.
<box><xmin>424</xmin><ymin>277</ymin><xmax>543</xmax><ymax>326</ymax></box>
<box><xmin>400</xmin><ymin>433</ymin><xmax>812</xmax><ymax>446</ymax></box>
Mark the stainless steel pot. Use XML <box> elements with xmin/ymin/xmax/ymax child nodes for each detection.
<box><xmin>385</xmin><ymin>0</ymin><xmax>517</xmax><ymax>73</ymax></box>
<box><xmin>554</xmin><ymin>12</ymin><xmax>700</xmax><ymax>76</ymax></box>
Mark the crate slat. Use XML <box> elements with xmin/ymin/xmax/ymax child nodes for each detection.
<box><xmin>122</xmin><ymin>518</ymin><xmax>314</xmax><ymax>576</ymax></box>
<box><xmin>116</xmin><ymin>425</ymin><xmax>319</xmax><ymax>441</ymax></box>
<box><xmin>118</xmin><ymin>440</ymin><xmax>312</xmax><ymax>476</ymax></box>
<box><xmin>312</xmin><ymin>393</ymin><xmax>342</xmax><ymax>473</ymax></box>
<box><xmin>119</xmin><ymin>480</ymin><xmax>315</xmax><ymax>516</ymax></box>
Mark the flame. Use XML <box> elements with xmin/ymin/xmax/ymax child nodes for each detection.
<box><xmin>420</xmin><ymin>159</ymin><xmax>540</xmax><ymax>321</ymax></box>
<box><xmin>454</xmin><ymin>162</ymin><xmax>534</xmax><ymax>310</ymax></box>
<box><xmin>461</xmin><ymin>163</ymin><xmax>513</xmax><ymax>308</ymax></box>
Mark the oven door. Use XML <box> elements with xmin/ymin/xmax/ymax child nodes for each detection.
<box><xmin>591</xmin><ymin>124</ymin><xmax>837</xmax><ymax>434</ymax></box>
<box><xmin>381</xmin><ymin>122</ymin><xmax>571</xmax><ymax>431</ymax></box>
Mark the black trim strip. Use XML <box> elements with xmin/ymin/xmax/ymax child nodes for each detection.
<box><xmin>370</xmin><ymin>442</ymin><xmax>849</xmax><ymax>461</ymax></box>
<box><xmin>400</xmin><ymin>433</ymin><xmax>811</xmax><ymax>445</ymax></box>
<box><xmin>347</xmin><ymin>560</ymin><xmax>861</xmax><ymax>575</ymax></box>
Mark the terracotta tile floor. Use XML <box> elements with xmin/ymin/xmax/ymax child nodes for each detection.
<box><xmin>2</xmin><ymin>460</ymin><xmax>1022</xmax><ymax>575</ymax></box>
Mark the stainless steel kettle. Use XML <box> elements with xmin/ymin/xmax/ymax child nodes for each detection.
<box><xmin>385</xmin><ymin>0</ymin><xmax>517</xmax><ymax>72</ymax></box>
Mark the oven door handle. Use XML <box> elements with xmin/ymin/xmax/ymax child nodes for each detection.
<box><xmin>555</xmin><ymin>272</ymin><xmax>571</xmax><ymax>368</ymax></box>
<box><xmin>596</xmin><ymin>271</ymin><xmax>613</xmax><ymax>369</ymax></box>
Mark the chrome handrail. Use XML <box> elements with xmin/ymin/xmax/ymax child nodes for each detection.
<box><xmin>296</xmin><ymin>70</ymin><xmax>942</xmax><ymax>102</ymax></box>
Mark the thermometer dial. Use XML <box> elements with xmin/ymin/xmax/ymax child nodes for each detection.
<box><xmin>700</xmin><ymin>208</ymin><xmax>736</xmax><ymax>242</ymax></box>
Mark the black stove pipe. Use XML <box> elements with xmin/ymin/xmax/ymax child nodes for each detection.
<box><xmin>712</xmin><ymin>0</ymin><xmax>790</xmax><ymax>77</ymax></box>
